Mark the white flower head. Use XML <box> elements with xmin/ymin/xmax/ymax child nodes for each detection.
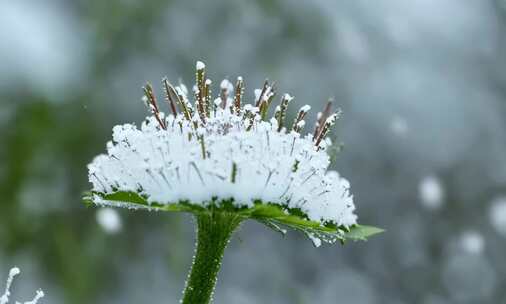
<box><xmin>85</xmin><ymin>62</ymin><xmax>381</xmax><ymax>245</ymax></box>
<box><xmin>1</xmin><ymin>268</ymin><xmax>44</xmax><ymax>304</ymax></box>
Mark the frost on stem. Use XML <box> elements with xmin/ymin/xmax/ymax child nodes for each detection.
<box><xmin>1</xmin><ymin>268</ymin><xmax>44</xmax><ymax>304</ymax></box>
<box><xmin>85</xmin><ymin>61</ymin><xmax>382</xmax><ymax>246</ymax></box>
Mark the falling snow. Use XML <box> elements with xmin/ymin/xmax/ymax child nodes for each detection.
<box><xmin>460</xmin><ymin>230</ymin><xmax>484</xmax><ymax>255</ymax></box>
<box><xmin>96</xmin><ymin>208</ymin><xmax>122</xmax><ymax>234</ymax></box>
<box><xmin>419</xmin><ymin>175</ymin><xmax>445</xmax><ymax>210</ymax></box>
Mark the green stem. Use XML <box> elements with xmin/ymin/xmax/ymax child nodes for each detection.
<box><xmin>181</xmin><ymin>211</ymin><xmax>242</xmax><ymax>304</ymax></box>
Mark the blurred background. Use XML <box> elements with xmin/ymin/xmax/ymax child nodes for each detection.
<box><xmin>1</xmin><ymin>0</ymin><xmax>506</xmax><ymax>303</ymax></box>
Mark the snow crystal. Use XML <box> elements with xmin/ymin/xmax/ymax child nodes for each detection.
<box><xmin>307</xmin><ymin>233</ymin><xmax>322</xmax><ymax>248</ymax></box>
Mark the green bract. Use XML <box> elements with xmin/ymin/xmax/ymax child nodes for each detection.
<box><xmin>83</xmin><ymin>191</ymin><xmax>382</xmax><ymax>245</ymax></box>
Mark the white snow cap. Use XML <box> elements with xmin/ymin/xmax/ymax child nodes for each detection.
<box><xmin>220</xmin><ymin>79</ymin><xmax>233</xmax><ymax>91</ymax></box>
<box><xmin>196</xmin><ymin>61</ymin><xmax>206</xmax><ymax>70</ymax></box>
<box><xmin>300</xmin><ymin>105</ymin><xmax>311</xmax><ymax>112</ymax></box>
<box><xmin>283</xmin><ymin>93</ymin><xmax>294</xmax><ymax>101</ymax></box>
<box><xmin>88</xmin><ymin>74</ymin><xmax>356</xmax><ymax>227</ymax></box>
<box><xmin>1</xmin><ymin>268</ymin><xmax>44</xmax><ymax>304</ymax></box>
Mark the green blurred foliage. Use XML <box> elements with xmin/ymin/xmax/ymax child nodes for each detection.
<box><xmin>0</xmin><ymin>1</ymin><xmax>191</xmax><ymax>302</ymax></box>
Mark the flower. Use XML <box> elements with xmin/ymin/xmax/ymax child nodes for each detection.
<box><xmin>84</xmin><ymin>61</ymin><xmax>381</xmax><ymax>245</ymax></box>
<box><xmin>1</xmin><ymin>267</ymin><xmax>44</xmax><ymax>304</ymax></box>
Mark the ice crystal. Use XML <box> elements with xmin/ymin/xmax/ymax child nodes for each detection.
<box><xmin>86</xmin><ymin>61</ymin><xmax>369</xmax><ymax>243</ymax></box>
<box><xmin>1</xmin><ymin>268</ymin><xmax>44</xmax><ymax>304</ymax></box>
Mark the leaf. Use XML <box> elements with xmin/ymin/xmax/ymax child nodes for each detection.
<box><xmin>344</xmin><ymin>225</ymin><xmax>384</xmax><ymax>241</ymax></box>
<box><xmin>100</xmin><ymin>191</ymin><xmax>149</xmax><ymax>205</ymax></box>
<box><xmin>244</xmin><ymin>203</ymin><xmax>382</xmax><ymax>245</ymax></box>
<box><xmin>82</xmin><ymin>191</ymin><xmax>94</xmax><ymax>208</ymax></box>
<box><xmin>84</xmin><ymin>191</ymin><xmax>195</xmax><ymax>213</ymax></box>
<box><xmin>83</xmin><ymin>190</ymin><xmax>383</xmax><ymax>245</ymax></box>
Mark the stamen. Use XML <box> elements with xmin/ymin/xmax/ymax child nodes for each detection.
<box><xmin>313</xmin><ymin>100</ymin><xmax>332</xmax><ymax>139</ymax></box>
<box><xmin>277</xmin><ymin>94</ymin><xmax>293</xmax><ymax>132</ymax></box>
<box><xmin>195</xmin><ymin>61</ymin><xmax>206</xmax><ymax>123</ymax></box>
<box><xmin>291</xmin><ymin>105</ymin><xmax>311</xmax><ymax>133</ymax></box>
<box><xmin>143</xmin><ymin>82</ymin><xmax>167</xmax><ymax>130</ymax></box>
<box><xmin>162</xmin><ymin>77</ymin><xmax>178</xmax><ymax>116</ymax></box>
<box><xmin>314</xmin><ymin>110</ymin><xmax>341</xmax><ymax>149</ymax></box>
<box><xmin>204</xmin><ymin>79</ymin><xmax>212</xmax><ymax>117</ymax></box>
<box><xmin>233</xmin><ymin>76</ymin><xmax>244</xmax><ymax>114</ymax></box>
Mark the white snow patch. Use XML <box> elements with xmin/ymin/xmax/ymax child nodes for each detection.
<box><xmin>300</xmin><ymin>105</ymin><xmax>311</xmax><ymax>112</ymax></box>
<box><xmin>283</xmin><ymin>94</ymin><xmax>294</xmax><ymax>102</ymax></box>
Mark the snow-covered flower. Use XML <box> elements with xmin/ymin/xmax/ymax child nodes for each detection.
<box><xmin>84</xmin><ymin>61</ymin><xmax>381</xmax><ymax>304</ymax></box>
<box><xmin>1</xmin><ymin>267</ymin><xmax>44</xmax><ymax>304</ymax></box>
<box><xmin>84</xmin><ymin>61</ymin><xmax>380</xmax><ymax>245</ymax></box>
